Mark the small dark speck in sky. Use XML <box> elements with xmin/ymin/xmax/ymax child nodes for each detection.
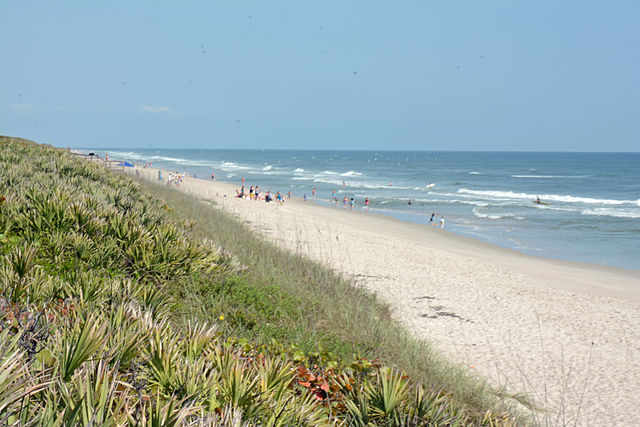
<box><xmin>236</xmin><ymin>119</ymin><xmax>240</xmax><ymax>123</ymax></box>
<box><xmin>121</xmin><ymin>81</ymin><xmax>126</xmax><ymax>85</ymax></box>
<box><xmin>353</xmin><ymin>70</ymin><xmax>357</xmax><ymax>75</ymax></box>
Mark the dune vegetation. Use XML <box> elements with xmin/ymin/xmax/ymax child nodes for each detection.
<box><xmin>0</xmin><ymin>136</ymin><xmax>521</xmax><ymax>425</ymax></box>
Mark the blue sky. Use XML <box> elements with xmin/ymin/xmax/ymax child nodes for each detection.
<box><xmin>1</xmin><ymin>1</ymin><xmax>639</xmax><ymax>151</ymax></box>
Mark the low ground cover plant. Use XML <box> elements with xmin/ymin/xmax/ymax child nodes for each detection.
<box><xmin>0</xmin><ymin>137</ymin><xmax>518</xmax><ymax>425</ymax></box>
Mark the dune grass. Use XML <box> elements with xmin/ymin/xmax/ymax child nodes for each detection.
<box><xmin>0</xmin><ymin>136</ymin><xmax>525</xmax><ymax>425</ymax></box>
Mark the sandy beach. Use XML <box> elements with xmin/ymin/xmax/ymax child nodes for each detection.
<box><xmin>132</xmin><ymin>166</ymin><xmax>640</xmax><ymax>425</ymax></box>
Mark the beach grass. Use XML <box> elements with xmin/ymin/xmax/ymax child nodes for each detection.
<box><xmin>0</xmin><ymin>136</ymin><xmax>524</xmax><ymax>425</ymax></box>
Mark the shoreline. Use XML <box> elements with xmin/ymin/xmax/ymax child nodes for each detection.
<box><xmin>124</xmin><ymin>163</ymin><xmax>639</xmax><ymax>424</ymax></box>
<box><xmin>154</xmin><ymin>166</ymin><xmax>640</xmax><ymax>299</ymax></box>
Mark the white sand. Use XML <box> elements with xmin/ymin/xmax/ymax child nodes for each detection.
<box><xmin>132</xmin><ymin>166</ymin><xmax>640</xmax><ymax>425</ymax></box>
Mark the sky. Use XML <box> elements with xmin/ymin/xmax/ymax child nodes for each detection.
<box><xmin>1</xmin><ymin>1</ymin><xmax>639</xmax><ymax>151</ymax></box>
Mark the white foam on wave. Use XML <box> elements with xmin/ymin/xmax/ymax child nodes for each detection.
<box><xmin>220</xmin><ymin>162</ymin><xmax>252</xmax><ymax>171</ymax></box>
<box><xmin>472</xmin><ymin>208</ymin><xmax>519</xmax><ymax>220</ymax></box>
<box><xmin>293</xmin><ymin>168</ymin><xmax>304</xmax><ymax>173</ymax></box>
<box><xmin>458</xmin><ymin>188</ymin><xmax>637</xmax><ymax>205</ymax></box>
<box><xmin>262</xmin><ymin>165</ymin><xmax>273</xmax><ymax>171</ymax></box>
<box><xmin>468</xmin><ymin>171</ymin><xmax>481</xmax><ymax>175</ymax></box>
<box><xmin>111</xmin><ymin>151</ymin><xmax>223</xmax><ymax>168</ymax></box>
<box><xmin>340</xmin><ymin>170</ymin><xmax>363</xmax><ymax>177</ymax></box>
<box><xmin>322</xmin><ymin>170</ymin><xmax>339</xmax><ymax>175</ymax></box>
<box><xmin>511</xmin><ymin>175</ymin><xmax>590</xmax><ymax>179</ymax></box>
<box><xmin>580</xmin><ymin>208</ymin><xmax>640</xmax><ymax>219</ymax></box>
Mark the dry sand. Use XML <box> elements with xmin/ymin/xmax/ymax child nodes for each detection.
<box><xmin>132</xmin><ymin>166</ymin><xmax>640</xmax><ymax>426</ymax></box>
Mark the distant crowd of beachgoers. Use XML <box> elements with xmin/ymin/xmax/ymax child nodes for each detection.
<box><xmin>226</xmin><ymin>175</ymin><xmax>445</xmax><ymax>228</ymax></box>
<box><xmin>151</xmin><ymin>168</ymin><xmax>446</xmax><ymax>228</ymax></box>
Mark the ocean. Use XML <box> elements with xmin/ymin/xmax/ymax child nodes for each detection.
<box><xmin>96</xmin><ymin>149</ymin><xmax>640</xmax><ymax>270</ymax></box>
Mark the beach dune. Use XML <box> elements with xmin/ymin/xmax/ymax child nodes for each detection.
<box><xmin>134</xmin><ymin>167</ymin><xmax>640</xmax><ymax>425</ymax></box>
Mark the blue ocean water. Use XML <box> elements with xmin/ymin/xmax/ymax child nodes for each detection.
<box><xmin>98</xmin><ymin>149</ymin><xmax>640</xmax><ymax>270</ymax></box>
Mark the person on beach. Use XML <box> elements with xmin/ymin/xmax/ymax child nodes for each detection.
<box><xmin>429</xmin><ymin>212</ymin><xmax>435</xmax><ymax>224</ymax></box>
<box><xmin>287</xmin><ymin>190</ymin><xmax>292</xmax><ymax>200</ymax></box>
<box><xmin>304</xmin><ymin>194</ymin><xmax>307</xmax><ymax>202</ymax></box>
<box><xmin>265</xmin><ymin>191</ymin><xmax>272</xmax><ymax>203</ymax></box>
<box><xmin>343</xmin><ymin>196</ymin><xmax>348</xmax><ymax>209</ymax></box>
<box><xmin>365</xmin><ymin>197</ymin><xmax>370</xmax><ymax>211</ymax></box>
<box><xmin>211</xmin><ymin>172</ymin><xmax>215</xmax><ymax>180</ymax></box>
<box><xmin>342</xmin><ymin>180</ymin><xmax>346</xmax><ymax>188</ymax></box>
<box><xmin>157</xmin><ymin>170</ymin><xmax>162</xmax><ymax>181</ymax></box>
<box><xmin>242</xmin><ymin>176</ymin><xmax>245</xmax><ymax>186</ymax></box>
<box><xmin>408</xmin><ymin>199</ymin><xmax>413</xmax><ymax>205</ymax></box>
<box><xmin>312</xmin><ymin>188</ymin><xmax>316</xmax><ymax>198</ymax></box>
<box><xmin>439</xmin><ymin>217</ymin><xmax>445</xmax><ymax>228</ymax></box>
<box><xmin>350</xmin><ymin>197</ymin><xmax>354</xmax><ymax>209</ymax></box>
<box><xmin>249</xmin><ymin>185</ymin><xmax>254</xmax><ymax>199</ymax></box>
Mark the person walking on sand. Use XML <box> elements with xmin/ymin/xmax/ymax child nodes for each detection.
<box><xmin>365</xmin><ymin>197</ymin><xmax>370</xmax><ymax>211</ymax></box>
<box><xmin>211</xmin><ymin>172</ymin><xmax>215</xmax><ymax>180</ymax></box>
<box><xmin>429</xmin><ymin>212</ymin><xmax>435</xmax><ymax>224</ymax></box>
<box><xmin>439</xmin><ymin>217</ymin><xmax>445</xmax><ymax>228</ymax></box>
<box><xmin>287</xmin><ymin>190</ymin><xmax>292</xmax><ymax>200</ymax></box>
<box><xmin>312</xmin><ymin>188</ymin><xmax>316</xmax><ymax>198</ymax></box>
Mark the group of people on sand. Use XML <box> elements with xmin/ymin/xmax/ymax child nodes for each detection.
<box><xmin>228</xmin><ymin>176</ymin><xmax>448</xmax><ymax>228</ymax></box>
<box><xmin>429</xmin><ymin>211</ymin><xmax>445</xmax><ymax>228</ymax></box>
<box><xmin>156</xmin><ymin>170</ymin><xmax>185</xmax><ymax>187</ymax></box>
<box><xmin>328</xmin><ymin>189</ymin><xmax>371</xmax><ymax>211</ymax></box>
<box><xmin>235</xmin><ymin>183</ymin><xmax>292</xmax><ymax>205</ymax></box>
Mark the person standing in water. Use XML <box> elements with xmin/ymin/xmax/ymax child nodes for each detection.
<box><xmin>365</xmin><ymin>197</ymin><xmax>370</xmax><ymax>211</ymax></box>
<box><xmin>429</xmin><ymin>212</ymin><xmax>435</xmax><ymax>224</ymax></box>
<box><xmin>439</xmin><ymin>217</ymin><xmax>445</xmax><ymax>228</ymax></box>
